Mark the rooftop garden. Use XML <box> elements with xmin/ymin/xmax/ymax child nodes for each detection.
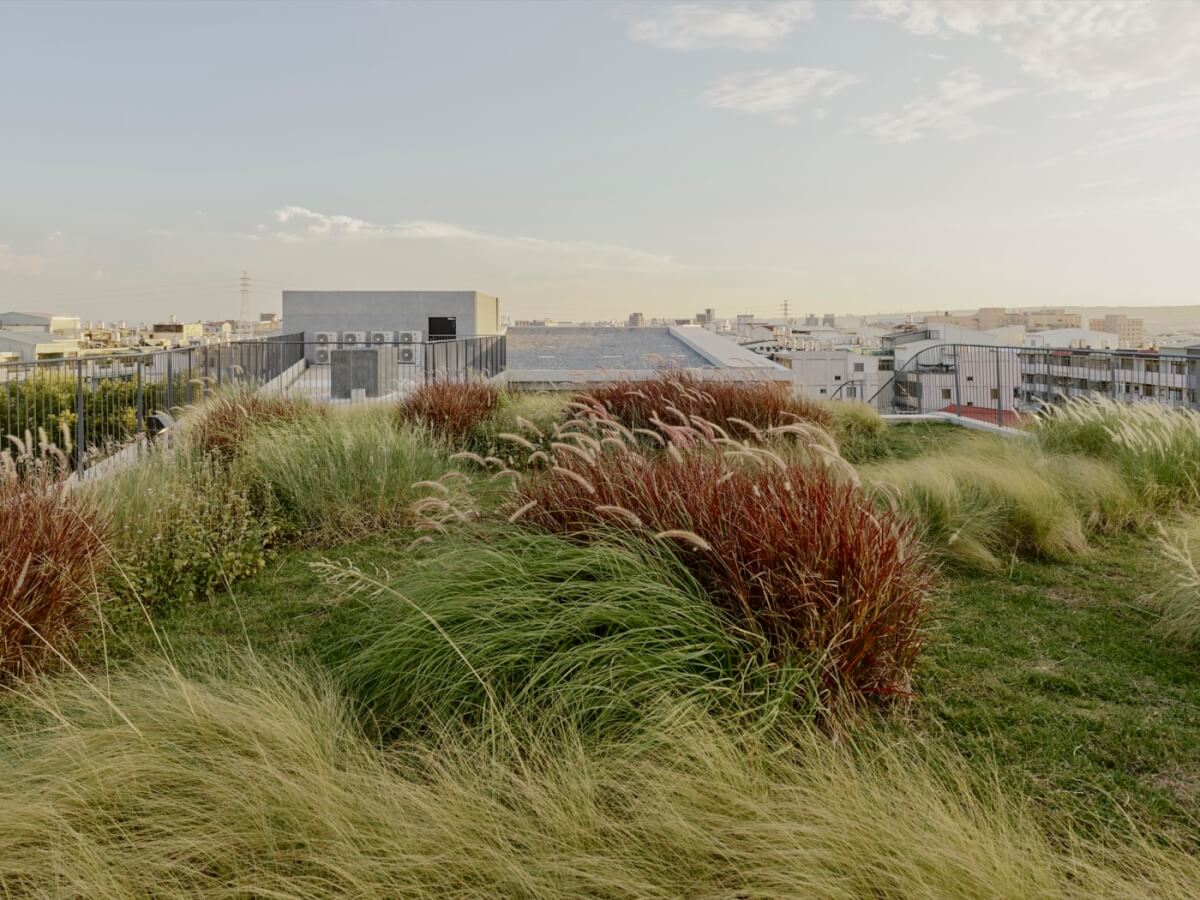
<box><xmin>3</xmin><ymin>380</ymin><xmax>1200</xmax><ymax>897</ymax></box>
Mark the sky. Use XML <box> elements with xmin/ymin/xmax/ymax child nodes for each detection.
<box><xmin>2</xmin><ymin>0</ymin><xmax>1199</xmax><ymax>324</ymax></box>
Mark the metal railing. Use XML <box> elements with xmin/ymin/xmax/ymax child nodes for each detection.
<box><xmin>268</xmin><ymin>335</ymin><xmax>506</xmax><ymax>404</ymax></box>
<box><xmin>1</xmin><ymin>332</ymin><xmax>505</xmax><ymax>471</ymax></box>
<box><xmin>867</xmin><ymin>343</ymin><xmax>1198</xmax><ymax>427</ymax></box>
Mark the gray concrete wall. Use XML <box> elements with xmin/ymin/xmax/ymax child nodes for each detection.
<box><xmin>282</xmin><ymin>291</ymin><xmax>501</xmax><ymax>348</ymax></box>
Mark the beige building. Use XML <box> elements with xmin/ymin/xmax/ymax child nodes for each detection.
<box><xmin>1088</xmin><ymin>314</ymin><xmax>1145</xmax><ymax>349</ymax></box>
<box><xmin>925</xmin><ymin>307</ymin><xmax>1081</xmax><ymax>332</ymax></box>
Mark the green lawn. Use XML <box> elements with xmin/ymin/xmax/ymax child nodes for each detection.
<box><xmin>916</xmin><ymin>532</ymin><xmax>1200</xmax><ymax>843</ymax></box>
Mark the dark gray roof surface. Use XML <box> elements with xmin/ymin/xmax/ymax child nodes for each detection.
<box><xmin>506</xmin><ymin>326</ymin><xmax>709</xmax><ymax>371</ymax></box>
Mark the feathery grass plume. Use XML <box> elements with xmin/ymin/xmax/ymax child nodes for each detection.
<box><xmin>181</xmin><ymin>384</ymin><xmax>324</xmax><ymax>459</ymax></box>
<box><xmin>1</xmin><ymin>444</ymin><xmax>108</xmax><ymax>680</ymax></box>
<box><xmin>1036</xmin><ymin>397</ymin><xmax>1200</xmax><ymax>508</ymax></box>
<box><xmin>1155</xmin><ymin>517</ymin><xmax>1200</xmax><ymax>646</ymax></box>
<box><xmin>316</xmin><ymin>532</ymin><xmax>809</xmax><ymax>736</ymax></box>
<box><xmin>233</xmin><ymin>406</ymin><xmax>455</xmax><ymax>543</ymax></box>
<box><xmin>396</xmin><ymin>380</ymin><xmax>501</xmax><ymax>444</ymax></box>
<box><xmin>1</xmin><ymin>658</ymin><xmax>1197</xmax><ymax>897</ymax></box>
<box><xmin>578</xmin><ymin>371</ymin><xmax>832</xmax><ymax>441</ymax></box>
<box><xmin>516</xmin><ymin>448</ymin><xmax>930</xmax><ymax>709</ymax></box>
<box><xmin>861</xmin><ymin>433</ymin><xmax>1138</xmax><ymax>571</ymax></box>
<box><xmin>467</xmin><ymin>390</ymin><xmax>570</xmax><ymax>456</ymax></box>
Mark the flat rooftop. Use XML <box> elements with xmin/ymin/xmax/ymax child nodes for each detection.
<box><xmin>506</xmin><ymin>326</ymin><xmax>708</xmax><ymax>371</ymax></box>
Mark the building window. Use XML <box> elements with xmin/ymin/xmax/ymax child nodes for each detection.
<box><xmin>966</xmin><ymin>375</ymin><xmax>974</xmax><ymax>382</ymax></box>
<box><xmin>941</xmin><ymin>388</ymin><xmax>952</xmax><ymax>400</ymax></box>
<box><xmin>834</xmin><ymin>375</ymin><xmax>842</xmax><ymax>381</ymax></box>
<box><xmin>819</xmin><ymin>388</ymin><xmax>827</xmax><ymax>394</ymax></box>
<box><xmin>853</xmin><ymin>362</ymin><xmax>864</xmax><ymax>372</ymax></box>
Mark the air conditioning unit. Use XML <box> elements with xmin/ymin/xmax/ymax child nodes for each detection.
<box><xmin>397</xmin><ymin>330</ymin><xmax>422</xmax><ymax>344</ymax></box>
<box><xmin>398</xmin><ymin>345</ymin><xmax>423</xmax><ymax>366</ymax></box>
<box><xmin>314</xmin><ymin>331</ymin><xmax>337</xmax><ymax>346</ymax></box>
<box><xmin>315</xmin><ymin>347</ymin><xmax>332</xmax><ymax>365</ymax></box>
<box><xmin>369</xmin><ymin>330</ymin><xmax>394</xmax><ymax>345</ymax></box>
<box><xmin>341</xmin><ymin>331</ymin><xmax>366</xmax><ymax>347</ymax></box>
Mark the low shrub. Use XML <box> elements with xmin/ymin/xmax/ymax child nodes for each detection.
<box><xmin>91</xmin><ymin>450</ymin><xmax>277</xmax><ymax>607</ymax></box>
<box><xmin>0</xmin><ymin>453</ymin><xmax>108</xmax><ymax>680</ymax></box>
<box><xmin>235</xmin><ymin>407</ymin><xmax>454</xmax><ymax>541</ymax></box>
<box><xmin>863</xmin><ymin>435</ymin><xmax>1143</xmax><ymax>571</ymax></box>
<box><xmin>184</xmin><ymin>387</ymin><xmax>324</xmax><ymax>459</ymax></box>
<box><xmin>319</xmin><ymin>532</ymin><xmax>812</xmax><ymax>736</ymax></box>
<box><xmin>397</xmin><ymin>381</ymin><xmax>502</xmax><ymax>445</ymax></box>
<box><xmin>1</xmin><ymin>659</ymin><xmax>1196</xmax><ymax>898</ymax></box>
<box><xmin>577</xmin><ymin>371</ymin><xmax>832</xmax><ymax>439</ymax></box>
<box><xmin>515</xmin><ymin>448</ymin><xmax>930</xmax><ymax>707</ymax></box>
<box><xmin>1036</xmin><ymin>398</ymin><xmax>1200</xmax><ymax>508</ymax></box>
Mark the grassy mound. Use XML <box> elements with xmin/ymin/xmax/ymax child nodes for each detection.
<box><xmin>577</xmin><ymin>371</ymin><xmax>833</xmax><ymax>437</ymax></box>
<box><xmin>320</xmin><ymin>531</ymin><xmax>811</xmax><ymax>736</ymax></box>
<box><xmin>2</xmin><ymin>659</ymin><xmax>1198</xmax><ymax>898</ymax></box>
<box><xmin>235</xmin><ymin>407</ymin><xmax>454</xmax><ymax>542</ymax></box>
<box><xmin>863</xmin><ymin>434</ymin><xmax>1142</xmax><ymax>570</ymax></box>
<box><xmin>516</xmin><ymin>448</ymin><xmax>930</xmax><ymax>707</ymax></box>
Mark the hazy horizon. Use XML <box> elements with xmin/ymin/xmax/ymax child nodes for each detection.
<box><xmin>3</xmin><ymin>0</ymin><xmax>1199</xmax><ymax>323</ymax></box>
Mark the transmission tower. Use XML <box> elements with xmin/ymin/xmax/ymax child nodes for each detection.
<box><xmin>239</xmin><ymin>270</ymin><xmax>252</xmax><ymax>322</ymax></box>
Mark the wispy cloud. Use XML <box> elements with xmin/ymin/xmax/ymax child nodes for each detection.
<box><xmin>860</xmin><ymin>0</ymin><xmax>1200</xmax><ymax>99</ymax></box>
<box><xmin>860</xmin><ymin>67</ymin><xmax>1019</xmax><ymax>143</ymax></box>
<box><xmin>0</xmin><ymin>244</ymin><xmax>46</xmax><ymax>275</ymax></box>
<box><xmin>1045</xmin><ymin>89</ymin><xmax>1200</xmax><ymax>163</ymax></box>
<box><xmin>630</xmin><ymin>1</ymin><xmax>813</xmax><ymax>51</ymax></box>
<box><xmin>703</xmin><ymin>67</ymin><xmax>859</xmax><ymax>120</ymax></box>
<box><xmin>267</xmin><ymin>207</ymin><xmax>678</xmax><ymax>272</ymax></box>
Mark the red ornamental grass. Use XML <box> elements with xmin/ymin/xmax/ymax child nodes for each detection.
<box><xmin>1</xmin><ymin>472</ymin><xmax>109</xmax><ymax>681</ymax></box>
<box><xmin>192</xmin><ymin>392</ymin><xmax>324</xmax><ymax>459</ymax></box>
<box><xmin>577</xmin><ymin>371</ymin><xmax>833</xmax><ymax>439</ymax></box>
<box><xmin>516</xmin><ymin>451</ymin><xmax>930</xmax><ymax>707</ymax></box>
<box><xmin>398</xmin><ymin>381</ymin><xmax>502</xmax><ymax>444</ymax></box>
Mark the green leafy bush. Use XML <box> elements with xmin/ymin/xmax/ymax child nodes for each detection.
<box><xmin>93</xmin><ymin>451</ymin><xmax>277</xmax><ymax>607</ymax></box>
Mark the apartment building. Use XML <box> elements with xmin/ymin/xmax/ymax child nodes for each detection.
<box><xmin>1088</xmin><ymin>314</ymin><xmax>1145</xmax><ymax>349</ymax></box>
<box><xmin>776</xmin><ymin>350</ymin><xmax>883</xmax><ymax>401</ymax></box>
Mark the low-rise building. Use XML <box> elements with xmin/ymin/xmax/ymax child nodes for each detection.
<box><xmin>1088</xmin><ymin>314</ymin><xmax>1145</xmax><ymax>349</ymax></box>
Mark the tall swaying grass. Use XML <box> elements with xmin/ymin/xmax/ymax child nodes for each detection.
<box><xmin>468</xmin><ymin>390</ymin><xmax>570</xmax><ymax>456</ymax></box>
<box><xmin>1</xmin><ymin>658</ymin><xmax>1197</xmax><ymax>898</ymax></box>
<box><xmin>397</xmin><ymin>380</ymin><xmax>502</xmax><ymax>444</ymax></box>
<box><xmin>516</xmin><ymin>449</ymin><xmax>930</xmax><ymax>706</ymax></box>
<box><xmin>577</xmin><ymin>371</ymin><xmax>833</xmax><ymax>438</ymax></box>
<box><xmin>1155</xmin><ymin>517</ymin><xmax>1200</xmax><ymax>647</ymax></box>
<box><xmin>863</xmin><ymin>435</ymin><xmax>1143</xmax><ymax>571</ymax></box>
<box><xmin>320</xmin><ymin>532</ymin><xmax>814</xmax><ymax>737</ymax></box>
<box><xmin>183</xmin><ymin>386</ymin><xmax>324</xmax><ymax>459</ymax></box>
<box><xmin>234</xmin><ymin>407</ymin><xmax>455</xmax><ymax>541</ymax></box>
<box><xmin>1</xmin><ymin>442</ymin><xmax>108</xmax><ymax>680</ymax></box>
<box><xmin>1037</xmin><ymin>398</ymin><xmax>1200</xmax><ymax>508</ymax></box>
<box><xmin>88</xmin><ymin>448</ymin><xmax>276</xmax><ymax>607</ymax></box>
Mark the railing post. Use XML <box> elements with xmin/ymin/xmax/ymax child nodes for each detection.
<box><xmin>74</xmin><ymin>358</ymin><xmax>85</xmax><ymax>473</ymax></box>
<box><xmin>994</xmin><ymin>347</ymin><xmax>1004</xmax><ymax>427</ymax></box>
<box><xmin>953</xmin><ymin>345</ymin><xmax>962</xmax><ymax>416</ymax></box>
<box><xmin>136</xmin><ymin>357</ymin><xmax>144</xmax><ymax>437</ymax></box>
<box><xmin>166</xmin><ymin>351</ymin><xmax>174</xmax><ymax>411</ymax></box>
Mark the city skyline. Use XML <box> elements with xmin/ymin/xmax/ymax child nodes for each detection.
<box><xmin>3</xmin><ymin>0</ymin><xmax>1200</xmax><ymax>322</ymax></box>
